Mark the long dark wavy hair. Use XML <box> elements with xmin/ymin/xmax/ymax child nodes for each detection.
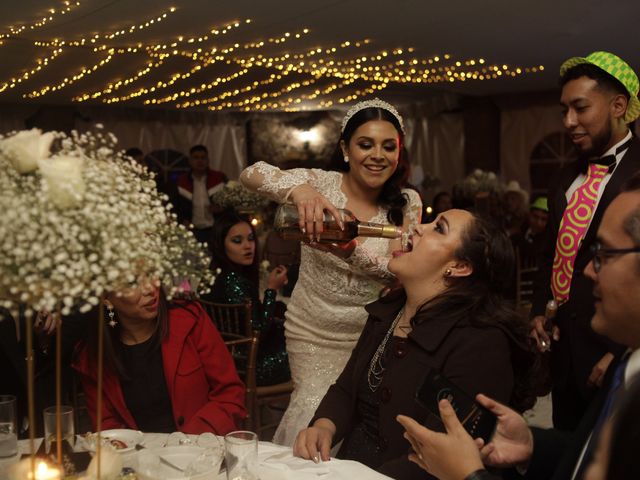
<box><xmin>387</xmin><ymin>213</ymin><xmax>538</xmax><ymax>411</ymax></box>
<box><xmin>328</xmin><ymin>106</ymin><xmax>409</xmax><ymax>226</ymax></box>
<box><xmin>209</xmin><ymin>209</ymin><xmax>260</xmax><ymax>300</ymax></box>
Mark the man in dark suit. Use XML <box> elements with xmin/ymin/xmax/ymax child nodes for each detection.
<box><xmin>529</xmin><ymin>51</ymin><xmax>640</xmax><ymax>430</ymax></box>
<box><xmin>396</xmin><ymin>174</ymin><xmax>640</xmax><ymax>480</ymax></box>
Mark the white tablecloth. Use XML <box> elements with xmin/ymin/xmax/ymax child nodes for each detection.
<box><xmin>3</xmin><ymin>433</ymin><xmax>391</xmax><ymax>480</ymax></box>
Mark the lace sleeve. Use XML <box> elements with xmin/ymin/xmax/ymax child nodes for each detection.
<box><xmin>403</xmin><ymin>188</ymin><xmax>423</xmax><ymax>231</ymax></box>
<box><xmin>344</xmin><ymin>189</ymin><xmax>423</xmax><ymax>284</ymax></box>
<box><xmin>240</xmin><ymin>161</ymin><xmax>324</xmax><ymax>203</ymax></box>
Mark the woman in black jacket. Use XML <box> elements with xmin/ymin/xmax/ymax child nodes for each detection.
<box><xmin>293</xmin><ymin>209</ymin><xmax>536</xmax><ymax>480</ymax></box>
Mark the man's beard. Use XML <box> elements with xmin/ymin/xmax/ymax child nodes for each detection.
<box><xmin>579</xmin><ymin>122</ymin><xmax>613</xmax><ymax>158</ymax></box>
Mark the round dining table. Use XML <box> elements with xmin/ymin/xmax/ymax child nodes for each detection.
<box><xmin>1</xmin><ymin>433</ymin><xmax>392</xmax><ymax>480</ymax></box>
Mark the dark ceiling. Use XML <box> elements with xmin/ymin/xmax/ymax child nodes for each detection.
<box><xmin>0</xmin><ymin>0</ymin><xmax>638</xmax><ymax>111</ymax></box>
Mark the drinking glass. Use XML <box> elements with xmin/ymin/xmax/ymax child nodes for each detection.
<box><xmin>43</xmin><ymin>405</ymin><xmax>75</xmax><ymax>454</ymax></box>
<box><xmin>224</xmin><ymin>431</ymin><xmax>258</xmax><ymax>480</ymax></box>
<box><xmin>0</xmin><ymin>395</ymin><xmax>18</xmax><ymax>458</ymax></box>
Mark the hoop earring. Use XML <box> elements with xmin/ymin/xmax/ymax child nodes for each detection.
<box><xmin>106</xmin><ymin>305</ymin><xmax>117</xmax><ymax>328</ymax></box>
<box><xmin>344</xmin><ymin>155</ymin><xmax>349</xmax><ymax>163</ymax></box>
<box><xmin>444</xmin><ymin>268</ymin><xmax>452</xmax><ymax>277</ymax></box>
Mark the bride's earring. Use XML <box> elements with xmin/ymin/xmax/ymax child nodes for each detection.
<box><xmin>444</xmin><ymin>268</ymin><xmax>452</xmax><ymax>277</ymax></box>
<box><xmin>344</xmin><ymin>155</ymin><xmax>349</xmax><ymax>163</ymax></box>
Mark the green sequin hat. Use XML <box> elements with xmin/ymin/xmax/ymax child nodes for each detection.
<box><xmin>530</xmin><ymin>196</ymin><xmax>548</xmax><ymax>213</ymax></box>
<box><xmin>560</xmin><ymin>51</ymin><xmax>640</xmax><ymax>123</ymax></box>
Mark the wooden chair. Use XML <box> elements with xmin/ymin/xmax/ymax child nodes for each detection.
<box><xmin>199</xmin><ymin>298</ymin><xmax>258</xmax><ymax>429</ymax></box>
<box><xmin>515</xmin><ymin>247</ymin><xmax>539</xmax><ymax>313</ymax></box>
<box><xmin>254</xmin><ymin>379</ymin><xmax>294</xmax><ymax>438</ymax></box>
<box><xmin>199</xmin><ymin>298</ymin><xmax>253</xmax><ymax>338</ymax></box>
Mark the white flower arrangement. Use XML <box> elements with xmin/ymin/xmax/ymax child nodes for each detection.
<box><xmin>0</xmin><ymin>127</ymin><xmax>214</xmax><ymax>315</ymax></box>
<box><xmin>210</xmin><ymin>179</ymin><xmax>271</xmax><ymax>211</ymax></box>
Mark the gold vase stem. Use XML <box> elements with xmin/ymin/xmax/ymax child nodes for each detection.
<box><xmin>55</xmin><ymin>307</ymin><xmax>62</xmax><ymax>466</ymax></box>
<box><xmin>25</xmin><ymin>309</ymin><xmax>36</xmax><ymax>477</ymax></box>
<box><xmin>96</xmin><ymin>302</ymin><xmax>104</xmax><ymax>479</ymax></box>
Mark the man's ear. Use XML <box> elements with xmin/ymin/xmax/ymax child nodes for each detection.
<box><xmin>449</xmin><ymin>260</ymin><xmax>473</xmax><ymax>278</ymax></box>
<box><xmin>611</xmin><ymin>93</ymin><xmax>629</xmax><ymax>121</ymax></box>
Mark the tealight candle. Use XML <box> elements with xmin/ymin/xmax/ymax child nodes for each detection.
<box><xmin>10</xmin><ymin>459</ymin><xmax>62</xmax><ymax>480</ymax></box>
<box><xmin>30</xmin><ymin>461</ymin><xmax>62</xmax><ymax>480</ymax></box>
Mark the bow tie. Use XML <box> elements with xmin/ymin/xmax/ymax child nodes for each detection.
<box><xmin>588</xmin><ymin>138</ymin><xmax>633</xmax><ymax>173</ymax></box>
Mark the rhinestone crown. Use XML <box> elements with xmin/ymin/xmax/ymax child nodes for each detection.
<box><xmin>340</xmin><ymin>98</ymin><xmax>405</xmax><ymax>134</ymax></box>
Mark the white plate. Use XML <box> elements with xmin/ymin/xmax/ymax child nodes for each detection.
<box><xmin>86</xmin><ymin>429</ymin><xmax>143</xmax><ymax>454</ymax></box>
<box><xmin>137</xmin><ymin>445</ymin><xmax>223</xmax><ymax>480</ymax></box>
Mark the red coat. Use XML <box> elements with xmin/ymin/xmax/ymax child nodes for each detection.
<box><xmin>73</xmin><ymin>303</ymin><xmax>246</xmax><ymax>434</ymax></box>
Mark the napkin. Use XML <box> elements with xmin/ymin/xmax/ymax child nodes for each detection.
<box><xmin>257</xmin><ymin>442</ymin><xmax>392</xmax><ymax>480</ymax></box>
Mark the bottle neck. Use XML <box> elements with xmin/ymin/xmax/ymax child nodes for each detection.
<box><xmin>357</xmin><ymin>222</ymin><xmax>402</xmax><ymax>239</ymax></box>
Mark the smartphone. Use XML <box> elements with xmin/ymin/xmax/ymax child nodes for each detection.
<box><xmin>415</xmin><ymin>370</ymin><xmax>497</xmax><ymax>443</ymax></box>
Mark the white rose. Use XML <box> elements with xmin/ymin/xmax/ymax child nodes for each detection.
<box><xmin>1</xmin><ymin>128</ymin><xmax>54</xmax><ymax>173</ymax></box>
<box><xmin>38</xmin><ymin>154</ymin><xmax>86</xmax><ymax>208</ymax></box>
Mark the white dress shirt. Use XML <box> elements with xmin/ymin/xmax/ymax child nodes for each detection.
<box><xmin>565</xmin><ymin>130</ymin><xmax>633</xmax><ymax>233</ymax></box>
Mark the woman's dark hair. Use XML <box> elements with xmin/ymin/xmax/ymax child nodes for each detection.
<box><xmin>410</xmin><ymin>213</ymin><xmax>537</xmax><ymax>411</ymax></box>
<box><xmin>84</xmin><ymin>287</ymin><xmax>181</xmax><ymax>378</ymax></box>
<box><xmin>328</xmin><ymin>106</ymin><xmax>409</xmax><ymax>226</ymax></box>
<box><xmin>210</xmin><ymin>209</ymin><xmax>260</xmax><ymax>298</ymax></box>
<box><xmin>607</xmin><ymin>374</ymin><xmax>640</xmax><ymax>479</ymax></box>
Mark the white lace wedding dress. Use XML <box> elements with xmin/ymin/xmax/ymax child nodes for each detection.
<box><xmin>240</xmin><ymin>162</ymin><xmax>422</xmax><ymax>446</ymax></box>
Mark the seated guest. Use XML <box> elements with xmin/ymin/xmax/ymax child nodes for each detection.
<box><xmin>73</xmin><ymin>278</ymin><xmax>246</xmax><ymax>434</ymax></box>
<box><xmin>293</xmin><ymin>210</ymin><xmax>535</xmax><ymax>479</ymax></box>
<box><xmin>207</xmin><ymin>209</ymin><xmax>291</xmax><ymax>386</ymax></box>
<box><xmin>584</xmin><ymin>375</ymin><xmax>640</xmax><ymax>480</ymax></box>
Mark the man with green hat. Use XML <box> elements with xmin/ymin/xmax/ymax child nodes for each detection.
<box><xmin>511</xmin><ymin>196</ymin><xmax>549</xmax><ymax>268</ymax></box>
<box><xmin>531</xmin><ymin>51</ymin><xmax>640</xmax><ymax>431</ymax></box>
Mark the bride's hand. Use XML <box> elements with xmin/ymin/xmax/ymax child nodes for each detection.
<box><xmin>308</xmin><ymin>239</ymin><xmax>357</xmax><ymax>259</ymax></box>
<box><xmin>289</xmin><ymin>184</ymin><xmax>344</xmax><ymax>241</ymax></box>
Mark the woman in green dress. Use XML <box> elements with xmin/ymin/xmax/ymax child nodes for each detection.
<box><xmin>207</xmin><ymin>209</ymin><xmax>290</xmax><ymax>386</ymax></box>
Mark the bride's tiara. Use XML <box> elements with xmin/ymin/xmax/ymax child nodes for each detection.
<box><xmin>340</xmin><ymin>98</ymin><xmax>405</xmax><ymax>134</ymax></box>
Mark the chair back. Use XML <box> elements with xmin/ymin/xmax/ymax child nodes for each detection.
<box><xmin>199</xmin><ymin>298</ymin><xmax>253</xmax><ymax>338</ymax></box>
<box><xmin>515</xmin><ymin>247</ymin><xmax>538</xmax><ymax>310</ymax></box>
<box><xmin>199</xmin><ymin>298</ymin><xmax>257</xmax><ymax>428</ymax></box>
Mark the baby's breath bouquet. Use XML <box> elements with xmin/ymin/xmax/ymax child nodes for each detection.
<box><xmin>0</xmin><ymin>127</ymin><xmax>214</xmax><ymax>315</ymax></box>
<box><xmin>210</xmin><ymin>180</ymin><xmax>271</xmax><ymax>212</ymax></box>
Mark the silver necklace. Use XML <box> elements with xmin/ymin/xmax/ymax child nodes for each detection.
<box><xmin>367</xmin><ymin>308</ymin><xmax>404</xmax><ymax>392</ymax></box>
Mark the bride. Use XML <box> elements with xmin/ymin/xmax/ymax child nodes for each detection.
<box><xmin>240</xmin><ymin>99</ymin><xmax>422</xmax><ymax>445</ymax></box>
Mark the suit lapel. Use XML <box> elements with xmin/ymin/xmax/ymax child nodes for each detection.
<box><xmin>581</xmin><ymin>138</ymin><xmax>640</xmax><ymax>251</ymax></box>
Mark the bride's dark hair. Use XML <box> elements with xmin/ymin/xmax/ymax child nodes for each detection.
<box><xmin>327</xmin><ymin>106</ymin><xmax>409</xmax><ymax>226</ymax></box>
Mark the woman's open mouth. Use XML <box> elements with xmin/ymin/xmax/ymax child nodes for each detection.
<box><xmin>402</xmin><ymin>234</ymin><xmax>413</xmax><ymax>253</ymax></box>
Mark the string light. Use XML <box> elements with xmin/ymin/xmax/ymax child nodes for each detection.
<box><xmin>0</xmin><ymin>4</ymin><xmax>545</xmax><ymax>111</ymax></box>
<box><xmin>0</xmin><ymin>1</ymin><xmax>82</xmax><ymax>41</ymax></box>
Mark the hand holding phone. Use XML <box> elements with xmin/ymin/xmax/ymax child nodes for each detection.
<box><xmin>415</xmin><ymin>370</ymin><xmax>497</xmax><ymax>444</ymax></box>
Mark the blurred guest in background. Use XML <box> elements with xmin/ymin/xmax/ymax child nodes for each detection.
<box><xmin>511</xmin><ymin>196</ymin><xmax>550</xmax><ymax>267</ymax></box>
<box><xmin>207</xmin><ymin>209</ymin><xmax>291</xmax><ymax>387</ymax></box>
<box><xmin>503</xmin><ymin>180</ymin><xmax>530</xmax><ymax>237</ymax></box>
<box><xmin>176</xmin><ymin>144</ymin><xmax>227</xmax><ymax>246</ymax></box>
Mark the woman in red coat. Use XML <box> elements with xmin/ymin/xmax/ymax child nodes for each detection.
<box><xmin>73</xmin><ymin>279</ymin><xmax>246</xmax><ymax>434</ymax></box>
